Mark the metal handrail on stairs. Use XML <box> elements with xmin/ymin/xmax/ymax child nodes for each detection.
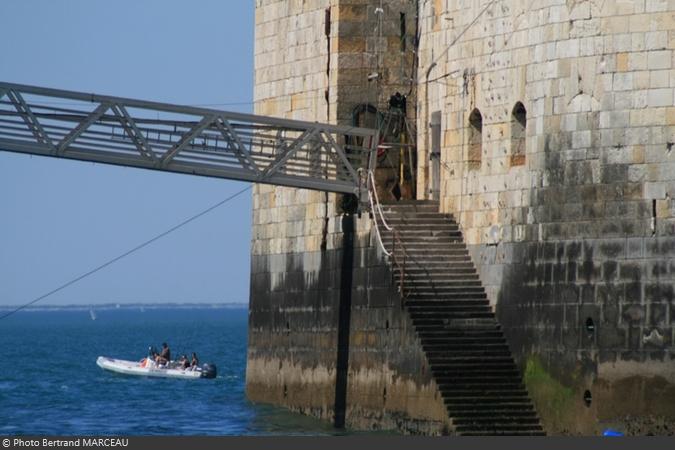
<box><xmin>367</xmin><ymin>170</ymin><xmax>408</xmax><ymax>301</ymax></box>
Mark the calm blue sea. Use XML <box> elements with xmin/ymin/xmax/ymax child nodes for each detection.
<box><xmin>0</xmin><ymin>306</ymin><xmax>338</xmax><ymax>435</ymax></box>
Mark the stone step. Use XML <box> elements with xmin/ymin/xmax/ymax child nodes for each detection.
<box><xmin>406</xmin><ymin>294</ymin><xmax>487</xmax><ymax>302</ymax></box>
<box><xmin>416</xmin><ymin>328</ymin><xmax>503</xmax><ymax>337</ymax></box>
<box><xmin>426</xmin><ymin>350</ymin><xmax>513</xmax><ymax>360</ymax></box>
<box><xmin>433</xmin><ymin>371</ymin><xmax>521</xmax><ymax>381</ymax></box>
<box><xmin>449</xmin><ymin>404</ymin><xmax>535</xmax><ymax>413</ymax></box>
<box><xmin>457</xmin><ymin>425</ymin><xmax>544</xmax><ymax>435</ymax></box>
<box><xmin>418</xmin><ymin>330</ymin><xmax>503</xmax><ymax>339</ymax></box>
<box><xmin>438</xmin><ymin>383</ymin><xmax>526</xmax><ymax>393</ymax></box>
<box><xmin>452</xmin><ymin>410</ymin><xmax>539</xmax><ymax>425</ymax></box>
<box><xmin>404</xmin><ymin>269</ymin><xmax>478</xmax><ymax>276</ymax></box>
<box><xmin>407</xmin><ymin>294</ymin><xmax>487</xmax><ymax>301</ymax></box>
<box><xmin>397</xmin><ymin>250</ymin><xmax>470</xmax><ymax>256</ymax></box>
<box><xmin>406</xmin><ymin>286</ymin><xmax>485</xmax><ymax>294</ymax></box>
<box><xmin>380</xmin><ymin>200</ymin><xmax>543</xmax><ymax>435</ymax></box>
<box><xmin>421</xmin><ymin>339</ymin><xmax>508</xmax><ymax>348</ymax></box>
<box><xmin>400</xmin><ymin>281</ymin><xmax>483</xmax><ymax>289</ymax></box>
<box><xmin>397</xmin><ymin>270</ymin><xmax>479</xmax><ymax>277</ymax></box>
<box><xmin>382</xmin><ymin>226</ymin><xmax>461</xmax><ymax>233</ymax></box>
<box><xmin>404</xmin><ymin>262</ymin><xmax>475</xmax><ymax>269</ymax></box>
<box><xmin>408</xmin><ymin>303</ymin><xmax>491</xmax><ymax>311</ymax></box>
<box><xmin>397</xmin><ymin>255</ymin><xmax>473</xmax><ymax>263</ymax></box>
<box><xmin>427</xmin><ymin>355</ymin><xmax>515</xmax><ymax>364</ymax></box>
<box><xmin>384</xmin><ymin>235</ymin><xmax>464</xmax><ymax>243</ymax></box>
<box><xmin>394</xmin><ymin>241</ymin><xmax>469</xmax><ymax>248</ymax></box>
<box><xmin>407</xmin><ymin>299</ymin><xmax>489</xmax><ymax>307</ymax></box>
<box><xmin>396</xmin><ymin>265</ymin><xmax>476</xmax><ymax>272</ymax></box>
<box><xmin>444</xmin><ymin>396</ymin><xmax>533</xmax><ymax>406</ymax></box>
<box><xmin>447</xmin><ymin>406</ymin><xmax>535</xmax><ymax>416</ymax></box>
<box><xmin>430</xmin><ymin>362</ymin><xmax>517</xmax><ymax>372</ymax></box>
<box><xmin>383</xmin><ymin>221</ymin><xmax>459</xmax><ymax>229</ymax></box>
<box><xmin>424</xmin><ymin>336</ymin><xmax>509</xmax><ymax>345</ymax></box>
<box><xmin>413</xmin><ymin>322</ymin><xmax>499</xmax><ymax>332</ymax></box>
<box><xmin>413</xmin><ymin>311</ymin><xmax>494</xmax><ymax>321</ymax></box>
<box><xmin>406</xmin><ymin>297</ymin><xmax>488</xmax><ymax>305</ymax></box>
<box><xmin>412</xmin><ymin>311</ymin><xmax>494</xmax><ymax>320</ymax></box>
<box><xmin>460</xmin><ymin>431</ymin><xmax>546</xmax><ymax>436</ymax></box>
<box><xmin>450</xmin><ymin>415</ymin><xmax>540</xmax><ymax>429</ymax></box>
<box><xmin>399</xmin><ymin>280</ymin><xmax>483</xmax><ymax>288</ymax></box>
<box><xmin>381</xmin><ymin>209</ymin><xmax>441</xmax><ymax>216</ymax></box>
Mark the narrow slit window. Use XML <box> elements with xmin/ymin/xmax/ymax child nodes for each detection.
<box><xmin>468</xmin><ymin>108</ymin><xmax>482</xmax><ymax>170</ymax></box>
<box><xmin>511</xmin><ymin>102</ymin><xmax>527</xmax><ymax>167</ymax></box>
<box><xmin>400</xmin><ymin>13</ymin><xmax>406</xmax><ymax>52</ymax></box>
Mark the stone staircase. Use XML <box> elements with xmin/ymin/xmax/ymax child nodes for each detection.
<box><xmin>378</xmin><ymin>200</ymin><xmax>544</xmax><ymax>436</ymax></box>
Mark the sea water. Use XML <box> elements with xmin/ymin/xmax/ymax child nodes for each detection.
<box><xmin>0</xmin><ymin>306</ymin><xmax>338</xmax><ymax>435</ymax></box>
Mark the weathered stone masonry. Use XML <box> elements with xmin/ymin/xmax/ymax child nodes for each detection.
<box><xmin>247</xmin><ymin>0</ymin><xmax>449</xmax><ymax>433</ymax></box>
<box><xmin>248</xmin><ymin>0</ymin><xmax>675</xmax><ymax>435</ymax></box>
<box><xmin>418</xmin><ymin>0</ymin><xmax>675</xmax><ymax>434</ymax></box>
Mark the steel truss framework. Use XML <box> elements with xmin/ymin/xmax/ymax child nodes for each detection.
<box><xmin>0</xmin><ymin>82</ymin><xmax>378</xmax><ymax>200</ymax></box>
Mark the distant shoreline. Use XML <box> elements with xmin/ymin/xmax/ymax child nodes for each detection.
<box><xmin>0</xmin><ymin>302</ymin><xmax>248</xmax><ymax>312</ymax></box>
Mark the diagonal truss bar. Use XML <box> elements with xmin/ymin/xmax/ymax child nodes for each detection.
<box><xmin>159</xmin><ymin>115</ymin><xmax>216</xmax><ymax>167</ymax></box>
<box><xmin>259</xmin><ymin>128</ymin><xmax>317</xmax><ymax>179</ymax></box>
<box><xmin>323</xmin><ymin>131</ymin><xmax>360</xmax><ymax>183</ymax></box>
<box><xmin>111</xmin><ymin>104</ymin><xmax>157</xmax><ymax>162</ymax></box>
<box><xmin>0</xmin><ymin>81</ymin><xmax>379</xmax><ymax>201</ymax></box>
<box><xmin>6</xmin><ymin>90</ymin><xmax>56</xmax><ymax>152</ymax></box>
<box><xmin>56</xmin><ymin>102</ymin><xmax>111</xmax><ymax>156</ymax></box>
<box><xmin>214</xmin><ymin>118</ymin><xmax>259</xmax><ymax>173</ymax></box>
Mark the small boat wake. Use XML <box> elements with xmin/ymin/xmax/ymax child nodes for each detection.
<box><xmin>97</xmin><ymin>356</ymin><xmax>217</xmax><ymax>379</ymax></box>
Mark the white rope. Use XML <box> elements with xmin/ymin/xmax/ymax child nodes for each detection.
<box><xmin>367</xmin><ymin>170</ymin><xmax>392</xmax><ymax>256</ymax></box>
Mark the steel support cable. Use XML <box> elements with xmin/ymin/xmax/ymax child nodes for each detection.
<box><xmin>0</xmin><ymin>184</ymin><xmax>252</xmax><ymax>321</ymax></box>
<box><xmin>425</xmin><ymin>0</ymin><xmax>499</xmax><ymax>72</ymax></box>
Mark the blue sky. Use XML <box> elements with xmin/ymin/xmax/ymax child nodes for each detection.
<box><xmin>0</xmin><ymin>1</ymin><xmax>255</xmax><ymax>305</ymax></box>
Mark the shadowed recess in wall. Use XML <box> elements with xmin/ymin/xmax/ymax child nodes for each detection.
<box><xmin>334</xmin><ymin>214</ymin><xmax>355</xmax><ymax>428</ymax></box>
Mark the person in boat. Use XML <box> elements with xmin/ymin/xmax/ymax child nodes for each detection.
<box><xmin>156</xmin><ymin>342</ymin><xmax>171</xmax><ymax>365</ymax></box>
<box><xmin>179</xmin><ymin>355</ymin><xmax>190</xmax><ymax>370</ymax></box>
<box><xmin>190</xmin><ymin>352</ymin><xmax>199</xmax><ymax>370</ymax></box>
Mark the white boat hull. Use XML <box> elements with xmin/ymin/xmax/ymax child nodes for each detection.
<box><xmin>97</xmin><ymin>356</ymin><xmax>209</xmax><ymax>379</ymax></box>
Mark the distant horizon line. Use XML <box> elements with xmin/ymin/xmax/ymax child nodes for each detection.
<box><xmin>0</xmin><ymin>301</ymin><xmax>249</xmax><ymax>311</ymax></box>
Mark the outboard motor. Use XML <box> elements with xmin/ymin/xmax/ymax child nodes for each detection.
<box><xmin>200</xmin><ymin>363</ymin><xmax>217</xmax><ymax>379</ymax></box>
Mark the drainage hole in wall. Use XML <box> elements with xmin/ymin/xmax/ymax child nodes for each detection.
<box><xmin>583</xmin><ymin>390</ymin><xmax>592</xmax><ymax>407</ymax></box>
<box><xmin>585</xmin><ymin>317</ymin><xmax>595</xmax><ymax>337</ymax></box>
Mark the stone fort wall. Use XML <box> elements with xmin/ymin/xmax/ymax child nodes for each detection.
<box><xmin>247</xmin><ymin>0</ymin><xmax>450</xmax><ymax>433</ymax></box>
<box><xmin>418</xmin><ymin>0</ymin><xmax>675</xmax><ymax>434</ymax></box>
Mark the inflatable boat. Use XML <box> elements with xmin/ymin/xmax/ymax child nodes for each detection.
<box><xmin>96</xmin><ymin>356</ymin><xmax>217</xmax><ymax>379</ymax></box>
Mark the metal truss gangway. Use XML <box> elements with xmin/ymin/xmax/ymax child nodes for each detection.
<box><xmin>0</xmin><ymin>82</ymin><xmax>378</xmax><ymax>200</ymax></box>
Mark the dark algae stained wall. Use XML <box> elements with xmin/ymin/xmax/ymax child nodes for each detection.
<box><xmin>246</xmin><ymin>215</ymin><xmax>449</xmax><ymax>433</ymax></box>
<box><xmin>493</xmin><ymin>132</ymin><xmax>675</xmax><ymax>435</ymax></box>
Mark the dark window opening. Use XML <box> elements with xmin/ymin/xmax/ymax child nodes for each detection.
<box><xmin>511</xmin><ymin>102</ymin><xmax>526</xmax><ymax>167</ymax></box>
<box><xmin>468</xmin><ymin>108</ymin><xmax>482</xmax><ymax>170</ymax></box>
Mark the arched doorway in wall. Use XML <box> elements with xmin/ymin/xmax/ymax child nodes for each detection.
<box><xmin>354</xmin><ymin>100</ymin><xmax>417</xmax><ymax>202</ymax></box>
